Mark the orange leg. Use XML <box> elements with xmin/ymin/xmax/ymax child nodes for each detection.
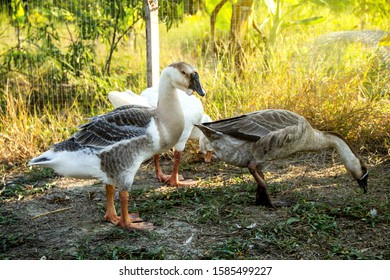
<box><xmin>103</xmin><ymin>184</ymin><xmax>142</xmax><ymax>225</ymax></box>
<box><xmin>164</xmin><ymin>150</ymin><xmax>199</xmax><ymax>186</ymax></box>
<box><xmin>154</xmin><ymin>154</ymin><xmax>184</xmax><ymax>183</ymax></box>
<box><xmin>203</xmin><ymin>151</ymin><xmax>213</xmax><ymax>163</ymax></box>
<box><xmin>154</xmin><ymin>154</ymin><xmax>171</xmax><ymax>182</ymax></box>
<box><xmin>117</xmin><ymin>191</ymin><xmax>154</xmax><ymax>230</ymax></box>
<box><xmin>103</xmin><ymin>184</ymin><xmax>120</xmax><ymax>225</ymax></box>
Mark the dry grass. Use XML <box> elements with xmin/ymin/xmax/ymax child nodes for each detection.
<box><xmin>0</xmin><ymin>85</ymin><xmax>85</xmax><ymax>163</ymax></box>
<box><xmin>0</xmin><ymin>7</ymin><xmax>389</xmax><ymax>163</ymax></box>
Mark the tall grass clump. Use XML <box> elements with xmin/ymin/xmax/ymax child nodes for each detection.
<box><xmin>0</xmin><ymin>69</ymin><xmax>137</xmax><ymax>164</ymax></box>
<box><xmin>186</xmin><ymin>15</ymin><xmax>390</xmax><ymax>155</ymax></box>
<box><xmin>1</xmin><ymin>2</ymin><xmax>389</xmax><ymax>165</ymax></box>
<box><xmin>0</xmin><ymin>82</ymin><xmax>80</xmax><ymax>163</ymax></box>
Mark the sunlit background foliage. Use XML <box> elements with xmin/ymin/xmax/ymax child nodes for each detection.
<box><xmin>0</xmin><ymin>0</ymin><xmax>389</xmax><ymax>163</ymax></box>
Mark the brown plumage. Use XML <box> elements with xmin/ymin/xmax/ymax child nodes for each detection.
<box><xmin>196</xmin><ymin>109</ymin><xmax>368</xmax><ymax>207</ymax></box>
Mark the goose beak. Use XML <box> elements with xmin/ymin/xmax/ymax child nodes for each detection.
<box><xmin>356</xmin><ymin>171</ymin><xmax>368</xmax><ymax>194</ymax></box>
<box><xmin>189</xmin><ymin>73</ymin><xmax>206</xmax><ymax>97</ymax></box>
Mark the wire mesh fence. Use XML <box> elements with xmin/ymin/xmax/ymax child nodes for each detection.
<box><xmin>0</xmin><ymin>1</ymin><xmax>389</xmax><ymax>112</ymax></box>
<box><xmin>0</xmin><ymin>0</ymin><xmax>389</xmax><ymax>160</ymax></box>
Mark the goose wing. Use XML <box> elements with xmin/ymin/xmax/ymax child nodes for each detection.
<box><xmin>74</xmin><ymin>105</ymin><xmax>153</xmax><ymax>148</ymax></box>
<box><xmin>108</xmin><ymin>90</ymin><xmax>151</xmax><ymax>108</ymax></box>
<box><xmin>203</xmin><ymin>109</ymin><xmax>301</xmax><ymax>141</ymax></box>
<box><xmin>52</xmin><ymin>137</ymin><xmax>85</xmax><ymax>152</ymax></box>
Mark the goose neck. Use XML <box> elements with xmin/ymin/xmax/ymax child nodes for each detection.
<box><xmin>156</xmin><ymin>78</ymin><xmax>183</xmax><ymax>118</ymax></box>
<box><xmin>323</xmin><ymin>132</ymin><xmax>363</xmax><ymax>177</ymax></box>
<box><xmin>154</xmin><ymin>74</ymin><xmax>185</xmax><ymax>147</ymax></box>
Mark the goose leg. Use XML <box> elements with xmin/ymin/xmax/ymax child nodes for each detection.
<box><xmin>154</xmin><ymin>152</ymin><xmax>198</xmax><ymax>186</ymax></box>
<box><xmin>247</xmin><ymin>164</ymin><xmax>275</xmax><ymax>208</ymax></box>
<box><xmin>103</xmin><ymin>184</ymin><xmax>142</xmax><ymax>225</ymax></box>
<box><xmin>203</xmin><ymin>151</ymin><xmax>213</xmax><ymax>163</ymax></box>
<box><xmin>117</xmin><ymin>191</ymin><xmax>154</xmax><ymax>230</ymax></box>
<box><xmin>165</xmin><ymin>150</ymin><xmax>199</xmax><ymax>186</ymax></box>
<box><xmin>154</xmin><ymin>154</ymin><xmax>184</xmax><ymax>182</ymax></box>
<box><xmin>103</xmin><ymin>184</ymin><xmax>120</xmax><ymax>224</ymax></box>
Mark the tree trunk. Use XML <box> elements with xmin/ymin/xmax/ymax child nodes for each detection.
<box><xmin>210</xmin><ymin>0</ymin><xmax>229</xmax><ymax>56</ymax></box>
<box><xmin>186</xmin><ymin>0</ymin><xmax>201</xmax><ymax>15</ymax></box>
<box><xmin>229</xmin><ymin>0</ymin><xmax>254</xmax><ymax>72</ymax></box>
<box><xmin>229</xmin><ymin>0</ymin><xmax>254</xmax><ymax>45</ymax></box>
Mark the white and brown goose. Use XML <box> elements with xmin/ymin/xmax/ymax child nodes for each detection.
<box><xmin>28</xmin><ymin>62</ymin><xmax>205</xmax><ymax>230</ymax></box>
<box><xmin>196</xmin><ymin>109</ymin><xmax>368</xmax><ymax>207</ymax></box>
<box><xmin>108</xmin><ymin>86</ymin><xmax>212</xmax><ymax>186</ymax></box>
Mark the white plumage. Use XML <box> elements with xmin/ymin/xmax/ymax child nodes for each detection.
<box><xmin>108</xmin><ymin>85</ymin><xmax>213</xmax><ymax>185</ymax></box>
<box><xmin>28</xmin><ymin>62</ymin><xmax>206</xmax><ymax>229</ymax></box>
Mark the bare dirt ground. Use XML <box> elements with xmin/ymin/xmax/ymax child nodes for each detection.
<box><xmin>1</xmin><ymin>151</ymin><xmax>389</xmax><ymax>260</ymax></box>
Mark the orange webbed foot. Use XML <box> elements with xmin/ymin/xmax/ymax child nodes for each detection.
<box><xmin>104</xmin><ymin>212</ymin><xmax>143</xmax><ymax>226</ymax></box>
<box><xmin>118</xmin><ymin>191</ymin><xmax>153</xmax><ymax>230</ymax></box>
<box><xmin>103</xmin><ymin>212</ymin><xmax>120</xmax><ymax>225</ymax></box>
<box><xmin>203</xmin><ymin>151</ymin><xmax>213</xmax><ymax>163</ymax></box>
<box><xmin>165</xmin><ymin>177</ymin><xmax>199</xmax><ymax>187</ymax></box>
<box><xmin>118</xmin><ymin>217</ymin><xmax>155</xmax><ymax>230</ymax></box>
<box><xmin>128</xmin><ymin>212</ymin><xmax>143</xmax><ymax>223</ymax></box>
<box><xmin>157</xmin><ymin>173</ymin><xmax>185</xmax><ymax>183</ymax></box>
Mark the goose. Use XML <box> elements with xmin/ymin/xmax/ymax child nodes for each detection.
<box><xmin>195</xmin><ymin>109</ymin><xmax>368</xmax><ymax>207</ymax></box>
<box><xmin>108</xmin><ymin>87</ymin><xmax>213</xmax><ymax>186</ymax></box>
<box><xmin>28</xmin><ymin>62</ymin><xmax>205</xmax><ymax>230</ymax></box>
<box><xmin>192</xmin><ymin>113</ymin><xmax>214</xmax><ymax>163</ymax></box>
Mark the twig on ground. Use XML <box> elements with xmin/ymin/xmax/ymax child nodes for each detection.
<box><xmin>32</xmin><ymin>207</ymin><xmax>73</xmax><ymax>220</ymax></box>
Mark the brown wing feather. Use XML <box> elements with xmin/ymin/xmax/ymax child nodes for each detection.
<box><xmin>203</xmin><ymin>109</ymin><xmax>301</xmax><ymax>141</ymax></box>
<box><xmin>74</xmin><ymin>105</ymin><xmax>153</xmax><ymax>148</ymax></box>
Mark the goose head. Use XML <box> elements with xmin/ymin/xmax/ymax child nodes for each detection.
<box><xmin>165</xmin><ymin>62</ymin><xmax>206</xmax><ymax>97</ymax></box>
<box><xmin>355</xmin><ymin>165</ymin><xmax>369</xmax><ymax>194</ymax></box>
<box><xmin>348</xmin><ymin>159</ymin><xmax>368</xmax><ymax>194</ymax></box>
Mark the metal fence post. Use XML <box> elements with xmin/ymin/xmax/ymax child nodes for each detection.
<box><xmin>145</xmin><ymin>0</ymin><xmax>160</xmax><ymax>87</ymax></box>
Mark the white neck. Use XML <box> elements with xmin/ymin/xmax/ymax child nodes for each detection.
<box><xmin>154</xmin><ymin>70</ymin><xmax>185</xmax><ymax>149</ymax></box>
<box><xmin>318</xmin><ymin>132</ymin><xmax>363</xmax><ymax>179</ymax></box>
<box><xmin>156</xmin><ymin>72</ymin><xmax>184</xmax><ymax>121</ymax></box>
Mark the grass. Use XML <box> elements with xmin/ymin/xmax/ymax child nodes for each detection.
<box><xmin>1</xmin><ymin>155</ymin><xmax>389</xmax><ymax>260</ymax></box>
<box><xmin>1</xmin><ymin>5</ymin><xmax>390</xmax><ymax>163</ymax></box>
<box><xmin>0</xmin><ymin>166</ymin><xmax>55</xmax><ymax>200</ymax></box>
<box><xmin>72</xmin><ymin>239</ymin><xmax>166</xmax><ymax>260</ymax></box>
<box><xmin>0</xmin><ymin>3</ymin><xmax>389</xmax><ymax>260</ymax></box>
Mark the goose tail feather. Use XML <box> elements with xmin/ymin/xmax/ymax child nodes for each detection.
<box><xmin>194</xmin><ymin>124</ymin><xmax>220</xmax><ymax>139</ymax></box>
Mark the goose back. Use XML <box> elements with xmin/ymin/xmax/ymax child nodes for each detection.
<box><xmin>75</xmin><ymin>105</ymin><xmax>154</xmax><ymax>148</ymax></box>
<box><xmin>28</xmin><ymin>62</ymin><xmax>205</xmax><ymax>190</ymax></box>
<box><xmin>203</xmin><ymin>109</ymin><xmax>304</xmax><ymax>141</ymax></box>
<box><xmin>198</xmin><ymin>109</ymin><xmax>311</xmax><ymax>165</ymax></box>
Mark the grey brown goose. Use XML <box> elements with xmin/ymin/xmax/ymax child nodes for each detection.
<box><xmin>28</xmin><ymin>62</ymin><xmax>205</xmax><ymax>229</ymax></box>
<box><xmin>196</xmin><ymin>109</ymin><xmax>368</xmax><ymax>207</ymax></box>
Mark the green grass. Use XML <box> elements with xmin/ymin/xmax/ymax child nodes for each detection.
<box><xmin>0</xmin><ymin>2</ymin><xmax>389</xmax><ymax>260</ymax></box>
<box><xmin>0</xmin><ymin>207</ymin><xmax>18</xmax><ymax>226</ymax></box>
<box><xmin>1</xmin><ymin>5</ymin><xmax>389</xmax><ymax>163</ymax></box>
<box><xmin>0</xmin><ymin>167</ymin><xmax>55</xmax><ymax>200</ymax></box>
<box><xmin>1</xmin><ymin>157</ymin><xmax>389</xmax><ymax>260</ymax></box>
<box><xmin>1</xmin><ymin>233</ymin><xmax>33</xmax><ymax>257</ymax></box>
<box><xmin>73</xmin><ymin>241</ymin><xmax>166</xmax><ymax>260</ymax></box>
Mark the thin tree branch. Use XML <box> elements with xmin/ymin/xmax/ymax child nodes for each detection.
<box><xmin>210</xmin><ymin>0</ymin><xmax>229</xmax><ymax>54</ymax></box>
<box><xmin>32</xmin><ymin>207</ymin><xmax>73</xmax><ymax>220</ymax></box>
